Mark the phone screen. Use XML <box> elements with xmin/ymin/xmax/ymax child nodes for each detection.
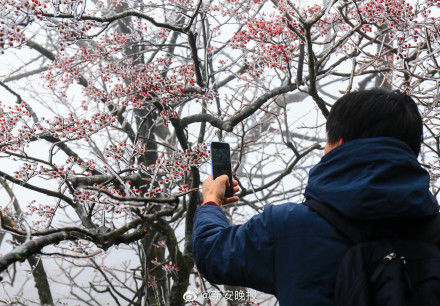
<box><xmin>210</xmin><ymin>142</ymin><xmax>233</xmax><ymax>198</ymax></box>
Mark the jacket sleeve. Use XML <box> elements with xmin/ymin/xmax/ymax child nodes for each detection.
<box><xmin>192</xmin><ymin>204</ymin><xmax>275</xmax><ymax>294</ymax></box>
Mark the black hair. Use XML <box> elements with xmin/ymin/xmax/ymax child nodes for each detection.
<box><xmin>326</xmin><ymin>88</ymin><xmax>423</xmax><ymax>155</ymax></box>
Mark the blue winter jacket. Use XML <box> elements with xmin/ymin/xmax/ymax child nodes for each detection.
<box><xmin>192</xmin><ymin>137</ymin><xmax>439</xmax><ymax>305</ymax></box>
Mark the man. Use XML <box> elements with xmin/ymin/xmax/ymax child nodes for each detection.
<box><xmin>192</xmin><ymin>88</ymin><xmax>439</xmax><ymax>305</ymax></box>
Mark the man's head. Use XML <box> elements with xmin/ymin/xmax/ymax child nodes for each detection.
<box><xmin>324</xmin><ymin>88</ymin><xmax>423</xmax><ymax>155</ymax></box>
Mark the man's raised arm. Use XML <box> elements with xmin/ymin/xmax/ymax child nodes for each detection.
<box><xmin>192</xmin><ymin>175</ymin><xmax>275</xmax><ymax>294</ymax></box>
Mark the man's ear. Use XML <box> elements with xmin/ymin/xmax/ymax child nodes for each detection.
<box><xmin>336</xmin><ymin>138</ymin><xmax>344</xmax><ymax>146</ymax></box>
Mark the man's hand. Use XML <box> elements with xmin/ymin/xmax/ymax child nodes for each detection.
<box><xmin>202</xmin><ymin>175</ymin><xmax>239</xmax><ymax>206</ymax></box>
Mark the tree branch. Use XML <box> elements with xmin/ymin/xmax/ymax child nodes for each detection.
<box><xmin>0</xmin><ymin>231</ymin><xmax>73</xmax><ymax>277</ymax></box>
<box><xmin>41</xmin><ymin>11</ymin><xmax>187</xmax><ymax>33</ymax></box>
<box><xmin>180</xmin><ymin>83</ymin><xmax>298</xmax><ymax>131</ymax></box>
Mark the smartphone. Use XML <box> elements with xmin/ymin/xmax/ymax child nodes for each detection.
<box><xmin>210</xmin><ymin>142</ymin><xmax>234</xmax><ymax>198</ymax></box>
